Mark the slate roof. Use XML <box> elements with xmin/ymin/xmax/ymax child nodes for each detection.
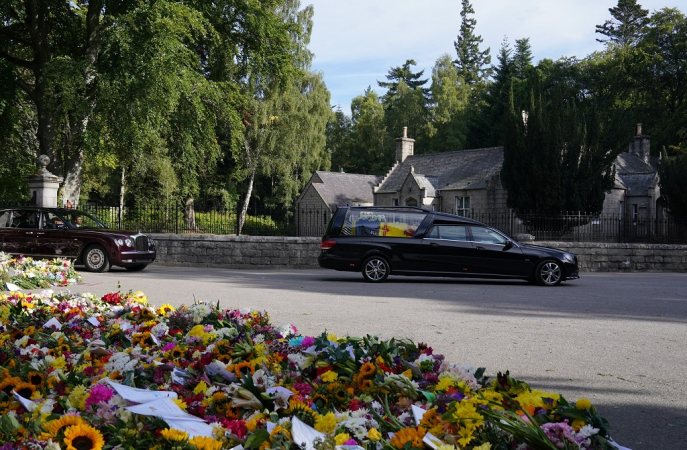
<box><xmin>309</xmin><ymin>171</ymin><xmax>382</xmax><ymax>209</ymax></box>
<box><xmin>615</xmin><ymin>153</ymin><xmax>658</xmax><ymax>196</ymax></box>
<box><xmin>375</xmin><ymin>147</ymin><xmax>504</xmax><ymax>194</ymax></box>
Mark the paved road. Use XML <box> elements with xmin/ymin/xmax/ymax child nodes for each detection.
<box><xmin>32</xmin><ymin>267</ymin><xmax>687</xmax><ymax>449</ymax></box>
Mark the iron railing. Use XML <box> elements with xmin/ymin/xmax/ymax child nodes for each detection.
<box><xmin>3</xmin><ymin>201</ymin><xmax>687</xmax><ymax>242</ymax></box>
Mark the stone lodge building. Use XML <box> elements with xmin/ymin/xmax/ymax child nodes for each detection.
<box><xmin>297</xmin><ymin>126</ymin><xmax>661</xmax><ymax>237</ymax></box>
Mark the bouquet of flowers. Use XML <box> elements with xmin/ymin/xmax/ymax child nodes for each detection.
<box><xmin>0</xmin><ymin>289</ymin><xmax>621</xmax><ymax>450</ymax></box>
<box><xmin>1</xmin><ymin>252</ymin><xmax>82</xmax><ymax>290</ymax></box>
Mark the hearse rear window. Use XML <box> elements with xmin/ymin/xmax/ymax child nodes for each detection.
<box><xmin>341</xmin><ymin>209</ymin><xmax>427</xmax><ymax>237</ymax></box>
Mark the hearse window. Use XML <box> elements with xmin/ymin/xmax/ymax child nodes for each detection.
<box><xmin>470</xmin><ymin>226</ymin><xmax>508</xmax><ymax>244</ymax></box>
<box><xmin>426</xmin><ymin>225</ymin><xmax>468</xmax><ymax>241</ymax></box>
<box><xmin>342</xmin><ymin>209</ymin><xmax>427</xmax><ymax>237</ymax></box>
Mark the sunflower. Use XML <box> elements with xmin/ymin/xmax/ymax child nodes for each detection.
<box><xmin>160</xmin><ymin>428</ymin><xmax>188</xmax><ymax>442</ymax></box>
<box><xmin>230</xmin><ymin>361</ymin><xmax>255</xmax><ymax>378</ymax></box>
<box><xmin>359</xmin><ymin>362</ymin><xmax>376</xmax><ymax>377</ymax></box>
<box><xmin>287</xmin><ymin>399</ymin><xmax>317</xmax><ymax>426</ymax></box>
<box><xmin>389</xmin><ymin>426</ymin><xmax>426</xmax><ymax>450</ymax></box>
<box><xmin>40</xmin><ymin>415</ymin><xmax>87</xmax><ymax>440</ymax></box>
<box><xmin>13</xmin><ymin>381</ymin><xmax>37</xmax><ymax>400</ymax></box>
<box><xmin>131</xmin><ymin>332</ymin><xmax>155</xmax><ymax>347</ymax></box>
<box><xmin>63</xmin><ymin>423</ymin><xmax>105</xmax><ymax>450</ymax></box>
<box><xmin>0</xmin><ymin>376</ymin><xmax>22</xmax><ymax>395</ymax></box>
<box><xmin>188</xmin><ymin>436</ymin><xmax>223</xmax><ymax>450</ymax></box>
<box><xmin>27</xmin><ymin>371</ymin><xmax>45</xmax><ymax>387</ymax></box>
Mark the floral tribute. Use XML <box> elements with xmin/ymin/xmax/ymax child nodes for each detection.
<box><xmin>0</xmin><ymin>289</ymin><xmax>621</xmax><ymax>450</ymax></box>
<box><xmin>1</xmin><ymin>252</ymin><xmax>82</xmax><ymax>290</ymax></box>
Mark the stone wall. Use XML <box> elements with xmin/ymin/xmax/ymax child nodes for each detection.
<box><xmin>150</xmin><ymin>234</ymin><xmax>321</xmax><ymax>269</ymax></box>
<box><xmin>150</xmin><ymin>234</ymin><xmax>687</xmax><ymax>272</ymax></box>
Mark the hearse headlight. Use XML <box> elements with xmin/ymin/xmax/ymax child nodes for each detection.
<box><xmin>561</xmin><ymin>253</ymin><xmax>575</xmax><ymax>263</ymax></box>
<box><xmin>124</xmin><ymin>238</ymin><xmax>134</xmax><ymax>247</ymax></box>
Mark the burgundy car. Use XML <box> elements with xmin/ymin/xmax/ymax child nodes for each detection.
<box><xmin>0</xmin><ymin>207</ymin><xmax>156</xmax><ymax>272</ymax></box>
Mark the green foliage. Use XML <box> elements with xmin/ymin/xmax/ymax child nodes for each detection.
<box><xmin>427</xmin><ymin>54</ymin><xmax>469</xmax><ymax>152</ymax></box>
<box><xmin>348</xmin><ymin>88</ymin><xmax>388</xmax><ymax>174</ymax></box>
<box><xmin>596</xmin><ymin>0</ymin><xmax>649</xmax><ymax>46</ymax></box>
<box><xmin>453</xmin><ymin>0</ymin><xmax>492</xmax><ymax>85</ymax></box>
<box><xmin>658</xmin><ymin>152</ymin><xmax>687</xmax><ymax>220</ymax></box>
<box><xmin>501</xmin><ymin>76</ymin><xmax>616</xmax><ymax>221</ymax></box>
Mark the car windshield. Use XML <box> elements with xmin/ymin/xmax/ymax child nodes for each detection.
<box><xmin>59</xmin><ymin>210</ymin><xmax>106</xmax><ymax>229</ymax></box>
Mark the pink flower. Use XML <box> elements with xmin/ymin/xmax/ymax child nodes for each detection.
<box><xmin>301</xmin><ymin>336</ymin><xmax>315</xmax><ymax>347</ymax></box>
<box><xmin>85</xmin><ymin>384</ymin><xmax>115</xmax><ymax>407</ymax></box>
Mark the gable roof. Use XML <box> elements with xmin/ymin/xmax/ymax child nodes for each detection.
<box><xmin>614</xmin><ymin>152</ymin><xmax>658</xmax><ymax>196</ymax></box>
<box><xmin>375</xmin><ymin>147</ymin><xmax>504</xmax><ymax>194</ymax></box>
<box><xmin>307</xmin><ymin>171</ymin><xmax>382</xmax><ymax>209</ymax></box>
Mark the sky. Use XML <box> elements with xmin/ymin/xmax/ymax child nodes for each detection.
<box><xmin>306</xmin><ymin>0</ymin><xmax>675</xmax><ymax>115</ymax></box>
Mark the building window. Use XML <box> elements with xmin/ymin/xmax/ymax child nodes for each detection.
<box><xmin>632</xmin><ymin>204</ymin><xmax>638</xmax><ymax>224</ymax></box>
<box><xmin>455</xmin><ymin>196</ymin><xmax>470</xmax><ymax>215</ymax></box>
<box><xmin>619</xmin><ymin>201</ymin><xmax>623</xmax><ymax>219</ymax></box>
<box><xmin>392</xmin><ymin>199</ymin><xmax>399</xmax><ymax>206</ymax></box>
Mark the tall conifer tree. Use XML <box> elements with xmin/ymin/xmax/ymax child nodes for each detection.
<box><xmin>453</xmin><ymin>0</ymin><xmax>492</xmax><ymax>85</ymax></box>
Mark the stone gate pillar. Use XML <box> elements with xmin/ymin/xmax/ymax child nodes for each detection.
<box><xmin>26</xmin><ymin>155</ymin><xmax>63</xmax><ymax>207</ymax></box>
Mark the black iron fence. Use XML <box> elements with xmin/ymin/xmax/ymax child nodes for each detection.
<box><xmin>3</xmin><ymin>200</ymin><xmax>687</xmax><ymax>242</ymax></box>
<box><xmin>450</xmin><ymin>209</ymin><xmax>687</xmax><ymax>244</ymax></box>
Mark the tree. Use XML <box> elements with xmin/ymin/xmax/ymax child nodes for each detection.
<box><xmin>349</xmin><ymin>88</ymin><xmax>387</xmax><ymax>174</ymax></box>
<box><xmin>453</xmin><ymin>0</ymin><xmax>492</xmax><ymax>85</ymax></box>
<box><xmin>427</xmin><ymin>54</ymin><xmax>469</xmax><ymax>152</ymax></box>
<box><xmin>326</xmin><ymin>107</ymin><xmax>353</xmax><ymax>172</ymax></box>
<box><xmin>0</xmin><ymin>0</ymin><xmax>116</xmax><ymax>205</ymax></box>
<box><xmin>377</xmin><ymin>59</ymin><xmax>429</xmax><ymax>103</ymax></box>
<box><xmin>658</xmin><ymin>152</ymin><xmax>687</xmax><ymax>220</ymax></box>
<box><xmin>501</xmin><ymin>77</ymin><xmax>617</xmax><ymax>235</ymax></box>
<box><xmin>596</xmin><ymin>0</ymin><xmax>649</xmax><ymax>46</ymax></box>
<box><xmin>512</xmin><ymin>38</ymin><xmax>534</xmax><ymax>80</ymax></box>
<box><xmin>481</xmin><ymin>37</ymin><xmax>514</xmax><ymax>147</ymax></box>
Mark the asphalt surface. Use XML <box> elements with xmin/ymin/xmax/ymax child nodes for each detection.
<box><xmin>14</xmin><ymin>266</ymin><xmax>687</xmax><ymax>449</ymax></box>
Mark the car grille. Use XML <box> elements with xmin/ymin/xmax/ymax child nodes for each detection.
<box><xmin>134</xmin><ymin>235</ymin><xmax>149</xmax><ymax>252</ymax></box>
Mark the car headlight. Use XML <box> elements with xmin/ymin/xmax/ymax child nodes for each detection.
<box><xmin>116</xmin><ymin>239</ymin><xmax>124</xmax><ymax>246</ymax></box>
<box><xmin>124</xmin><ymin>238</ymin><xmax>134</xmax><ymax>247</ymax></box>
<box><xmin>561</xmin><ymin>253</ymin><xmax>575</xmax><ymax>263</ymax></box>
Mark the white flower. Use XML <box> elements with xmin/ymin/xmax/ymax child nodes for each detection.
<box><xmin>577</xmin><ymin>424</ymin><xmax>599</xmax><ymax>439</ymax></box>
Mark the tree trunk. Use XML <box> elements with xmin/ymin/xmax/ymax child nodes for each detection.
<box><xmin>238</xmin><ymin>168</ymin><xmax>255</xmax><ymax>235</ymax></box>
<box><xmin>184</xmin><ymin>197</ymin><xmax>197</xmax><ymax>232</ymax></box>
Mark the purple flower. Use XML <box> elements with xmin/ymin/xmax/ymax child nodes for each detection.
<box><xmin>301</xmin><ymin>336</ymin><xmax>315</xmax><ymax>347</ymax></box>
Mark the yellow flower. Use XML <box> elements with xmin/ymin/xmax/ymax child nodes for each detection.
<box><xmin>571</xmin><ymin>418</ymin><xmax>586</xmax><ymax>431</ymax></box>
<box><xmin>334</xmin><ymin>433</ymin><xmax>351</xmax><ymax>445</ymax></box>
<box><xmin>434</xmin><ymin>377</ymin><xmax>455</xmax><ymax>392</ymax></box>
<box><xmin>172</xmin><ymin>398</ymin><xmax>188</xmax><ymax>411</ymax></box>
<box><xmin>188</xmin><ymin>325</ymin><xmax>206</xmax><ymax>339</ymax></box>
<box><xmin>402</xmin><ymin>369</ymin><xmax>413</xmax><ymax>379</ymax></box>
<box><xmin>63</xmin><ymin>423</ymin><xmax>105</xmax><ymax>450</ymax></box>
<box><xmin>314</xmin><ymin>412</ymin><xmax>338</xmax><ymax>434</ymax></box>
<box><xmin>321</xmin><ymin>370</ymin><xmax>338</xmax><ymax>383</ymax></box>
<box><xmin>39</xmin><ymin>415</ymin><xmax>88</xmax><ymax>440</ymax></box>
<box><xmin>68</xmin><ymin>385</ymin><xmax>88</xmax><ymax>411</ymax></box>
<box><xmin>390</xmin><ymin>427</ymin><xmax>426</xmax><ymax>449</ymax></box>
<box><xmin>188</xmin><ymin>436</ymin><xmax>223</xmax><ymax>450</ymax></box>
<box><xmin>575</xmin><ymin>398</ymin><xmax>592</xmax><ymax>410</ymax></box>
<box><xmin>367</xmin><ymin>428</ymin><xmax>382</xmax><ymax>441</ymax></box>
<box><xmin>473</xmin><ymin>444</ymin><xmax>491</xmax><ymax>450</ymax></box>
<box><xmin>160</xmin><ymin>428</ymin><xmax>189</xmax><ymax>441</ymax></box>
<box><xmin>193</xmin><ymin>381</ymin><xmax>209</xmax><ymax>395</ymax></box>
<box><xmin>50</xmin><ymin>356</ymin><xmax>67</xmax><ymax>371</ymax></box>
<box><xmin>157</xmin><ymin>304</ymin><xmax>175</xmax><ymax>315</ymax></box>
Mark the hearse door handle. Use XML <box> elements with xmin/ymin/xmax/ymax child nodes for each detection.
<box><xmin>37</xmin><ymin>232</ymin><xmax>45</xmax><ymax>235</ymax></box>
<box><xmin>430</xmin><ymin>242</ymin><xmax>440</xmax><ymax>247</ymax></box>
<box><xmin>475</xmin><ymin>246</ymin><xmax>486</xmax><ymax>250</ymax></box>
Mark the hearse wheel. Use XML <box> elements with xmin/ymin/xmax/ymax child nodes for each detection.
<box><xmin>362</xmin><ymin>256</ymin><xmax>390</xmax><ymax>283</ymax></box>
<box><xmin>534</xmin><ymin>260</ymin><xmax>562</xmax><ymax>286</ymax></box>
<box><xmin>83</xmin><ymin>245</ymin><xmax>111</xmax><ymax>273</ymax></box>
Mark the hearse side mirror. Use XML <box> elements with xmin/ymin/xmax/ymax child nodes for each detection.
<box><xmin>503</xmin><ymin>240</ymin><xmax>514</xmax><ymax>251</ymax></box>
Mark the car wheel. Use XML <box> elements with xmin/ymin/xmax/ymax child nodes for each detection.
<box><xmin>534</xmin><ymin>260</ymin><xmax>562</xmax><ymax>286</ymax></box>
<box><xmin>125</xmin><ymin>264</ymin><xmax>147</xmax><ymax>272</ymax></box>
<box><xmin>362</xmin><ymin>256</ymin><xmax>390</xmax><ymax>283</ymax></box>
<box><xmin>83</xmin><ymin>245</ymin><xmax>111</xmax><ymax>273</ymax></box>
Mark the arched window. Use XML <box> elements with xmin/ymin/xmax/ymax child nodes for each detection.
<box><xmin>405</xmin><ymin>197</ymin><xmax>418</xmax><ymax>206</ymax></box>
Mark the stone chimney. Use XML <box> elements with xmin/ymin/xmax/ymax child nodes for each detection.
<box><xmin>629</xmin><ymin>122</ymin><xmax>650</xmax><ymax>164</ymax></box>
<box><xmin>395</xmin><ymin>127</ymin><xmax>414</xmax><ymax>162</ymax></box>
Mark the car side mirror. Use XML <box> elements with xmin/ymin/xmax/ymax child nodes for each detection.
<box><xmin>503</xmin><ymin>240</ymin><xmax>513</xmax><ymax>251</ymax></box>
